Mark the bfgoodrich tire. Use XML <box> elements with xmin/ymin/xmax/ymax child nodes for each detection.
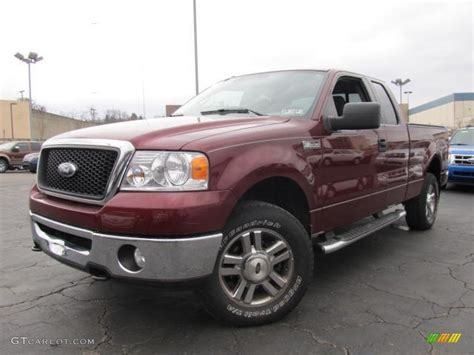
<box><xmin>404</xmin><ymin>173</ymin><xmax>440</xmax><ymax>230</ymax></box>
<box><xmin>201</xmin><ymin>201</ymin><xmax>313</xmax><ymax>326</ymax></box>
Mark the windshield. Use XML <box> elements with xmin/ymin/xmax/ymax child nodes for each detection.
<box><xmin>451</xmin><ymin>129</ymin><xmax>474</xmax><ymax>145</ymax></box>
<box><xmin>0</xmin><ymin>142</ymin><xmax>16</xmax><ymax>150</ymax></box>
<box><xmin>174</xmin><ymin>71</ymin><xmax>326</xmax><ymax>118</ymax></box>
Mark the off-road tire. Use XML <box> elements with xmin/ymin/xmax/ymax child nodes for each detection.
<box><xmin>404</xmin><ymin>173</ymin><xmax>439</xmax><ymax>230</ymax></box>
<box><xmin>201</xmin><ymin>201</ymin><xmax>313</xmax><ymax>326</ymax></box>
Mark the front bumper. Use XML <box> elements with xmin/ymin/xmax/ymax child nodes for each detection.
<box><xmin>448</xmin><ymin>165</ymin><xmax>474</xmax><ymax>185</ymax></box>
<box><xmin>30</xmin><ymin>186</ymin><xmax>236</xmax><ymax>236</ymax></box>
<box><xmin>31</xmin><ymin>212</ymin><xmax>222</xmax><ymax>282</ymax></box>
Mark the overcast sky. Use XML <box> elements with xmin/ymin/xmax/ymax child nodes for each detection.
<box><xmin>0</xmin><ymin>0</ymin><xmax>472</xmax><ymax>118</ymax></box>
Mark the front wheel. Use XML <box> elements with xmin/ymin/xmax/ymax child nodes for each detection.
<box><xmin>0</xmin><ymin>159</ymin><xmax>8</xmax><ymax>173</ymax></box>
<box><xmin>404</xmin><ymin>173</ymin><xmax>440</xmax><ymax>230</ymax></box>
<box><xmin>201</xmin><ymin>201</ymin><xmax>313</xmax><ymax>326</ymax></box>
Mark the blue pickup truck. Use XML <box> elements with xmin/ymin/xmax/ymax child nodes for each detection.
<box><xmin>447</xmin><ymin>127</ymin><xmax>474</xmax><ymax>186</ymax></box>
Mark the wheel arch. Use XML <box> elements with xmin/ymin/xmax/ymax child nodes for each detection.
<box><xmin>233</xmin><ymin>175</ymin><xmax>313</xmax><ymax>234</ymax></box>
<box><xmin>0</xmin><ymin>154</ymin><xmax>11</xmax><ymax>163</ymax></box>
<box><xmin>426</xmin><ymin>154</ymin><xmax>442</xmax><ymax>184</ymax></box>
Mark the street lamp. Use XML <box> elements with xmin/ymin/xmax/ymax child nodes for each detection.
<box><xmin>391</xmin><ymin>78</ymin><xmax>411</xmax><ymax>104</ymax></box>
<box><xmin>193</xmin><ymin>0</ymin><xmax>199</xmax><ymax>95</ymax></box>
<box><xmin>14</xmin><ymin>51</ymin><xmax>43</xmax><ymax>140</ymax></box>
<box><xmin>404</xmin><ymin>91</ymin><xmax>413</xmax><ymax>108</ymax></box>
<box><xmin>10</xmin><ymin>103</ymin><xmax>17</xmax><ymax>139</ymax></box>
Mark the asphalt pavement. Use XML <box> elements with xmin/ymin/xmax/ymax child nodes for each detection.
<box><xmin>1</xmin><ymin>171</ymin><xmax>473</xmax><ymax>354</ymax></box>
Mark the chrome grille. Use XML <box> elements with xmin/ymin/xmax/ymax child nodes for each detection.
<box><xmin>453</xmin><ymin>155</ymin><xmax>474</xmax><ymax>165</ymax></box>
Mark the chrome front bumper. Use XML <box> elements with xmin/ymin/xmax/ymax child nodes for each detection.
<box><xmin>30</xmin><ymin>212</ymin><xmax>223</xmax><ymax>281</ymax></box>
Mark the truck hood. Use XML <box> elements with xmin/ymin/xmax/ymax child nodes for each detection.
<box><xmin>449</xmin><ymin>146</ymin><xmax>474</xmax><ymax>155</ymax></box>
<box><xmin>51</xmin><ymin>115</ymin><xmax>289</xmax><ymax>150</ymax></box>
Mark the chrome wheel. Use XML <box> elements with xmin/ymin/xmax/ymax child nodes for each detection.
<box><xmin>218</xmin><ymin>228</ymin><xmax>294</xmax><ymax>307</ymax></box>
<box><xmin>425</xmin><ymin>184</ymin><xmax>437</xmax><ymax>223</ymax></box>
<box><xmin>0</xmin><ymin>159</ymin><xmax>7</xmax><ymax>173</ymax></box>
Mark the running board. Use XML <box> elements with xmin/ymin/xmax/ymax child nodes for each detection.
<box><xmin>316</xmin><ymin>210</ymin><xmax>406</xmax><ymax>254</ymax></box>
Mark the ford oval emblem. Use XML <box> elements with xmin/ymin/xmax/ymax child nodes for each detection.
<box><xmin>57</xmin><ymin>162</ymin><xmax>78</xmax><ymax>178</ymax></box>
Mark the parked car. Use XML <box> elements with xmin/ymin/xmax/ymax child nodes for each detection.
<box><xmin>22</xmin><ymin>152</ymin><xmax>40</xmax><ymax>173</ymax></box>
<box><xmin>446</xmin><ymin>126</ymin><xmax>474</xmax><ymax>186</ymax></box>
<box><xmin>29</xmin><ymin>70</ymin><xmax>448</xmax><ymax>326</ymax></box>
<box><xmin>0</xmin><ymin>141</ymin><xmax>42</xmax><ymax>173</ymax></box>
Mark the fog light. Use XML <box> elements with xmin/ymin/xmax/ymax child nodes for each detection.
<box><xmin>134</xmin><ymin>248</ymin><xmax>146</xmax><ymax>268</ymax></box>
<box><xmin>117</xmin><ymin>245</ymin><xmax>144</xmax><ymax>273</ymax></box>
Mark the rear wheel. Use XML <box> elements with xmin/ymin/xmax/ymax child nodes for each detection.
<box><xmin>201</xmin><ymin>201</ymin><xmax>313</xmax><ymax>326</ymax></box>
<box><xmin>0</xmin><ymin>159</ymin><xmax>8</xmax><ymax>173</ymax></box>
<box><xmin>404</xmin><ymin>173</ymin><xmax>439</xmax><ymax>230</ymax></box>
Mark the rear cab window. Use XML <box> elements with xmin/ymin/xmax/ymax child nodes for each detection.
<box><xmin>371</xmin><ymin>82</ymin><xmax>399</xmax><ymax>125</ymax></box>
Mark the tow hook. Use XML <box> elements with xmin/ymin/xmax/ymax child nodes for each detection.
<box><xmin>91</xmin><ymin>275</ymin><xmax>109</xmax><ymax>281</ymax></box>
<box><xmin>31</xmin><ymin>242</ymin><xmax>41</xmax><ymax>252</ymax></box>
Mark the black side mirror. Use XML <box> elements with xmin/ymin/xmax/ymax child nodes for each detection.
<box><xmin>11</xmin><ymin>147</ymin><xmax>20</xmax><ymax>153</ymax></box>
<box><xmin>325</xmin><ymin>102</ymin><xmax>381</xmax><ymax>131</ymax></box>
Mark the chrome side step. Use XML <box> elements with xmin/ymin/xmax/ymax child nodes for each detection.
<box><xmin>316</xmin><ymin>210</ymin><xmax>406</xmax><ymax>254</ymax></box>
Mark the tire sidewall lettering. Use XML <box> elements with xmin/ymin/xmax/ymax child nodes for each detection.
<box><xmin>222</xmin><ymin>219</ymin><xmax>282</xmax><ymax>249</ymax></box>
<box><xmin>225</xmin><ymin>275</ymin><xmax>303</xmax><ymax>318</ymax></box>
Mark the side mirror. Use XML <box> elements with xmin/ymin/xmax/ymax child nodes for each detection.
<box><xmin>11</xmin><ymin>147</ymin><xmax>20</xmax><ymax>153</ymax></box>
<box><xmin>325</xmin><ymin>102</ymin><xmax>381</xmax><ymax>131</ymax></box>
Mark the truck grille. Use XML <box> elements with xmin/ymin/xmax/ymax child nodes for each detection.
<box><xmin>38</xmin><ymin>147</ymin><xmax>119</xmax><ymax>200</ymax></box>
<box><xmin>453</xmin><ymin>155</ymin><xmax>474</xmax><ymax>165</ymax></box>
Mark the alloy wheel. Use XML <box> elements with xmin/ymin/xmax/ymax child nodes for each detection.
<box><xmin>218</xmin><ymin>228</ymin><xmax>294</xmax><ymax>307</ymax></box>
<box><xmin>425</xmin><ymin>183</ymin><xmax>437</xmax><ymax>223</ymax></box>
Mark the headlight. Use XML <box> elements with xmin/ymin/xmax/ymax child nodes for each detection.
<box><xmin>448</xmin><ymin>153</ymin><xmax>455</xmax><ymax>164</ymax></box>
<box><xmin>121</xmin><ymin>151</ymin><xmax>209</xmax><ymax>191</ymax></box>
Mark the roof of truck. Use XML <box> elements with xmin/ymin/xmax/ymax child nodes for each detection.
<box><xmin>224</xmin><ymin>69</ymin><xmax>384</xmax><ymax>83</ymax></box>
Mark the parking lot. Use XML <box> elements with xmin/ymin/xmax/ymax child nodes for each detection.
<box><xmin>1</xmin><ymin>172</ymin><xmax>473</xmax><ymax>354</ymax></box>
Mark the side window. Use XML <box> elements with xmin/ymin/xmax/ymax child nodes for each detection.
<box><xmin>372</xmin><ymin>82</ymin><xmax>398</xmax><ymax>125</ymax></box>
<box><xmin>31</xmin><ymin>142</ymin><xmax>42</xmax><ymax>151</ymax></box>
<box><xmin>327</xmin><ymin>77</ymin><xmax>370</xmax><ymax>117</ymax></box>
<box><xmin>15</xmin><ymin>143</ymin><xmax>29</xmax><ymax>152</ymax></box>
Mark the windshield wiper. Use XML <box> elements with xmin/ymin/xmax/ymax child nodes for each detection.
<box><xmin>451</xmin><ymin>143</ymin><xmax>468</xmax><ymax>145</ymax></box>
<box><xmin>200</xmin><ymin>108</ymin><xmax>264</xmax><ymax>116</ymax></box>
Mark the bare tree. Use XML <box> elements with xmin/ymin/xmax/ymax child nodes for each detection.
<box><xmin>32</xmin><ymin>101</ymin><xmax>47</xmax><ymax>112</ymax></box>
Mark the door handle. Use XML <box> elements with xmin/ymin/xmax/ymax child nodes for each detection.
<box><xmin>378</xmin><ymin>138</ymin><xmax>387</xmax><ymax>152</ymax></box>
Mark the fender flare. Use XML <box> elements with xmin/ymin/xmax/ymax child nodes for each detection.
<box><xmin>213</xmin><ymin>144</ymin><xmax>316</xmax><ymax>211</ymax></box>
<box><xmin>425</xmin><ymin>153</ymin><xmax>443</xmax><ymax>180</ymax></box>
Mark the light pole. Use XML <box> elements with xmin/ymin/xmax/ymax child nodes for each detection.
<box><xmin>14</xmin><ymin>52</ymin><xmax>43</xmax><ymax>140</ymax></box>
<box><xmin>391</xmin><ymin>78</ymin><xmax>410</xmax><ymax>104</ymax></box>
<box><xmin>193</xmin><ymin>0</ymin><xmax>199</xmax><ymax>95</ymax></box>
<box><xmin>19</xmin><ymin>90</ymin><xmax>25</xmax><ymax>100</ymax></box>
<box><xmin>404</xmin><ymin>91</ymin><xmax>413</xmax><ymax>108</ymax></box>
<box><xmin>9</xmin><ymin>103</ymin><xmax>17</xmax><ymax>139</ymax></box>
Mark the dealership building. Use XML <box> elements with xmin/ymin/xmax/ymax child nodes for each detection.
<box><xmin>408</xmin><ymin>93</ymin><xmax>474</xmax><ymax>129</ymax></box>
<box><xmin>0</xmin><ymin>99</ymin><xmax>97</xmax><ymax>142</ymax></box>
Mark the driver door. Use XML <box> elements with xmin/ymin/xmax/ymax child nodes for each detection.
<box><xmin>319</xmin><ymin>75</ymin><xmax>387</xmax><ymax>230</ymax></box>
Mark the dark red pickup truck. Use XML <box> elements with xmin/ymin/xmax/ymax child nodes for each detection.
<box><xmin>30</xmin><ymin>70</ymin><xmax>448</xmax><ymax>325</ymax></box>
